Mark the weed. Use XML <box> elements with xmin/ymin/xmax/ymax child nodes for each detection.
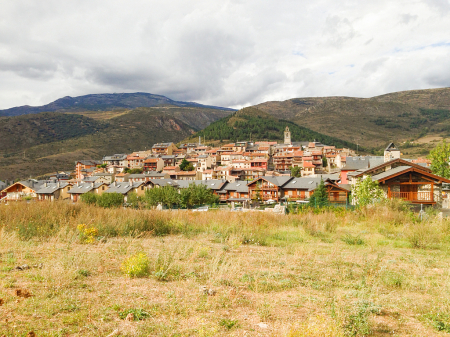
<box><xmin>77</xmin><ymin>224</ymin><xmax>98</xmax><ymax>244</ymax></box>
<box><xmin>219</xmin><ymin>318</ymin><xmax>239</xmax><ymax>330</ymax></box>
<box><xmin>77</xmin><ymin>269</ymin><xmax>91</xmax><ymax>277</ymax></box>
<box><xmin>341</xmin><ymin>234</ymin><xmax>365</xmax><ymax>245</ymax></box>
<box><xmin>381</xmin><ymin>270</ymin><xmax>404</xmax><ymax>288</ymax></box>
<box><xmin>121</xmin><ymin>252</ymin><xmax>150</xmax><ymax>278</ymax></box>
<box><xmin>118</xmin><ymin>308</ymin><xmax>150</xmax><ymax>321</ymax></box>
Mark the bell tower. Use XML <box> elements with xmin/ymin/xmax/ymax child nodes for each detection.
<box><xmin>284</xmin><ymin>126</ymin><xmax>291</xmax><ymax>145</ymax></box>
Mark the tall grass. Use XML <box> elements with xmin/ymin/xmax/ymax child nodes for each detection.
<box><xmin>0</xmin><ymin>201</ymin><xmax>449</xmax><ymax>250</ymax></box>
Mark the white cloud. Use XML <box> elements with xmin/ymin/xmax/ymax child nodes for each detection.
<box><xmin>0</xmin><ymin>0</ymin><xmax>449</xmax><ymax>109</ymax></box>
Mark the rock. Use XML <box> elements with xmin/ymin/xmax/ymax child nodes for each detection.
<box><xmin>257</xmin><ymin>322</ymin><xmax>269</xmax><ymax>329</ymax></box>
<box><xmin>15</xmin><ymin>264</ymin><xmax>30</xmax><ymax>271</ymax></box>
<box><xmin>0</xmin><ymin>298</ymin><xmax>3</xmax><ymax>306</ymax></box>
<box><xmin>199</xmin><ymin>286</ymin><xmax>216</xmax><ymax>296</ymax></box>
<box><xmin>125</xmin><ymin>313</ymin><xmax>134</xmax><ymax>321</ymax></box>
<box><xmin>27</xmin><ymin>332</ymin><xmax>36</xmax><ymax>337</ymax></box>
<box><xmin>32</xmin><ymin>263</ymin><xmax>43</xmax><ymax>269</ymax></box>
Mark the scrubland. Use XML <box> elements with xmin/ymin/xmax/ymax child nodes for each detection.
<box><xmin>1</xmin><ymin>202</ymin><xmax>450</xmax><ymax>336</ymax></box>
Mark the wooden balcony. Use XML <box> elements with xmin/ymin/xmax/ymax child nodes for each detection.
<box><xmin>388</xmin><ymin>191</ymin><xmax>434</xmax><ymax>203</ymax></box>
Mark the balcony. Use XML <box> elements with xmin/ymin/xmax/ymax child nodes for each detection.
<box><xmin>388</xmin><ymin>191</ymin><xmax>434</xmax><ymax>203</ymax></box>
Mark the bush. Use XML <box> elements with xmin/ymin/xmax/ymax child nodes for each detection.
<box><xmin>96</xmin><ymin>193</ymin><xmax>124</xmax><ymax>208</ymax></box>
<box><xmin>80</xmin><ymin>192</ymin><xmax>98</xmax><ymax>205</ymax></box>
<box><xmin>121</xmin><ymin>252</ymin><xmax>150</xmax><ymax>278</ymax></box>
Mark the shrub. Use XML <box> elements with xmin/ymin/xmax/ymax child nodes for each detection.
<box><xmin>77</xmin><ymin>224</ymin><xmax>98</xmax><ymax>244</ymax></box>
<box><xmin>121</xmin><ymin>252</ymin><xmax>150</xmax><ymax>278</ymax></box>
<box><xmin>118</xmin><ymin>308</ymin><xmax>150</xmax><ymax>321</ymax></box>
<box><xmin>96</xmin><ymin>193</ymin><xmax>124</xmax><ymax>208</ymax></box>
<box><xmin>341</xmin><ymin>234</ymin><xmax>365</xmax><ymax>245</ymax></box>
<box><xmin>80</xmin><ymin>192</ymin><xmax>98</xmax><ymax>205</ymax></box>
<box><xmin>219</xmin><ymin>318</ymin><xmax>239</xmax><ymax>330</ymax></box>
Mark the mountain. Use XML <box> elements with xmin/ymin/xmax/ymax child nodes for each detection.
<box><xmin>0</xmin><ymin>105</ymin><xmax>233</xmax><ymax>180</ymax></box>
<box><xmin>253</xmin><ymin>87</ymin><xmax>450</xmax><ymax>150</ymax></box>
<box><xmin>0</xmin><ymin>92</ymin><xmax>235</xmax><ymax>117</ymax></box>
<box><xmin>185</xmin><ymin>107</ymin><xmax>358</xmax><ymax>150</ymax></box>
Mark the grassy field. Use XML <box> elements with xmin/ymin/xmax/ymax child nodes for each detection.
<box><xmin>1</xmin><ymin>202</ymin><xmax>450</xmax><ymax>336</ymax></box>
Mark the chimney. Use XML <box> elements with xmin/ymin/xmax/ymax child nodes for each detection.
<box><xmin>44</xmin><ymin>182</ymin><xmax>48</xmax><ymax>187</ymax></box>
<box><xmin>57</xmin><ymin>182</ymin><xmax>60</xmax><ymax>188</ymax></box>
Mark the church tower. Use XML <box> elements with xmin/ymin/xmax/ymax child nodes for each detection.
<box><xmin>284</xmin><ymin>126</ymin><xmax>291</xmax><ymax>145</ymax></box>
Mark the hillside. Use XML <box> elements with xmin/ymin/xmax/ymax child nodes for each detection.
<box><xmin>254</xmin><ymin>87</ymin><xmax>450</xmax><ymax>151</ymax></box>
<box><xmin>186</xmin><ymin>107</ymin><xmax>358</xmax><ymax>149</ymax></box>
<box><xmin>0</xmin><ymin>106</ymin><xmax>233</xmax><ymax>180</ymax></box>
<box><xmin>0</xmin><ymin>92</ymin><xmax>235</xmax><ymax>117</ymax></box>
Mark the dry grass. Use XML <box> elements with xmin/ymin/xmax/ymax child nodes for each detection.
<box><xmin>1</xmin><ymin>202</ymin><xmax>450</xmax><ymax>336</ymax></box>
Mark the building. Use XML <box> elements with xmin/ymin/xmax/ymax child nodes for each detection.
<box><xmin>68</xmin><ymin>182</ymin><xmax>109</xmax><ymax>202</ymax></box>
<box><xmin>152</xmin><ymin>143</ymin><xmax>178</xmax><ymax>155</ymax></box>
<box><xmin>75</xmin><ymin>160</ymin><xmax>101</xmax><ymax>180</ymax></box>
<box><xmin>143</xmin><ymin>158</ymin><xmax>164</xmax><ymax>172</ymax></box>
<box><xmin>36</xmin><ymin>182</ymin><xmax>73</xmax><ymax>201</ymax></box>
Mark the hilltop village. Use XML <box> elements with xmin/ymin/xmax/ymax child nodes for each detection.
<box><xmin>1</xmin><ymin>126</ymin><xmax>448</xmax><ymax>208</ymax></box>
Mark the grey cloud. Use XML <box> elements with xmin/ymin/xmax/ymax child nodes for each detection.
<box><xmin>0</xmin><ymin>1</ymin><xmax>449</xmax><ymax>109</ymax></box>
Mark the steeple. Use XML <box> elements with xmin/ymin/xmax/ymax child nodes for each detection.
<box><xmin>284</xmin><ymin>126</ymin><xmax>291</xmax><ymax>145</ymax></box>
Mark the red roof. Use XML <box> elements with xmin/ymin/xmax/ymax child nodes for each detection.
<box><xmin>303</xmin><ymin>162</ymin><xmax>315</xmax><ymax>168</ymax></box>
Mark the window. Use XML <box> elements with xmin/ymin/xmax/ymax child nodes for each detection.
<box><xmin>102</xmin><ymin>186</ymin><xmax>105</xmax><ymax>190</ymax></box>
<box><xmin>141</xmin><ymin>186</ymin><xmax>144</xmax><ymax>190</ymax></box>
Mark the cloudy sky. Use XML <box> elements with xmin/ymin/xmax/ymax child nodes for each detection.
<box><xmin>1</xmin><ymin>0</ymin><xmax>449</xmax><ymax>109</ymax></box>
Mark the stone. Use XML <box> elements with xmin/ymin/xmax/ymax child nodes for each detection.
<box><xmin>257</xmin><ymin>322</ymin><xmax>269</xmax><ymax>329</ymax></box>
<box><xmin>125</xmin><ymin>313</ymin><xmax>134</xmax><ymax>321</ymax></box>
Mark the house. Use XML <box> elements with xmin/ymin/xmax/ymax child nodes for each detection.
<box><xmin>173</xmin><ymin>170</ymin><xmax>202</xmax><ymax>180</ymax></box>
<box><xmin>36</xmin><ymin>182</ymin><xmax>73</xmax><ymax>201</ymax></box>
<box><xmin>128</xmin><ymin>172</ymin><xmax>169</xmax><ymax>183</ymax></box>
<box><xmin>247</xmin><ymin>176</ymin><xmax>292</xmax><ymax>202</ymax></box>
<box><xmin>152</xmin><ymin>143</ymin><xmax>178</xmax><ymax>155</ymax></box>
<box><xmin>340</xmin><ymin>156</ymin><xmax>384</xmax><ymax>184</ymax></box>
<box><xmin>114</xmin><ymin>173</ymin><xmax>130</xmax><ymax>182</ymax></box>
<box><xmin>104</xmin><ymin>181</ymin><xmax>146</xmax><ymax>201</ymax></box>
<box><xmin>222</xmin><ymin>181</ymin><xmax>250</xmax><ymax>204</ymax></box>
<box><xmin>75</xmin><ymin>160</ymin><xmax>101</xmax><ymax>180</ymax></box>
<box><xmin>160</xmin><ymin>155</ymin><xmax>177</xmax><ymax>167</ymax></box>
<box><xmin>143</xmin><ymin>158</ymin><xmax>164</xmax><ymax>172</ymax></box>
<box><xmin>126</xmin><ymin>153</ymin><xmax>146</xmax><ymax>169</ymax></box>
<box><xmin>1</xmin><ymin>180</ymin><xmax>47</xmax><ymax>201</ymax></box>
<box><xmin>68</xmin><ymin>182</ymin><xmax>109</xmax><ymax>202</ymax></box>
<box><xmin>102</xmin><ymin>154</ymin><xmax>128</xmax><ymax>166</ymax></box>
<box><xmin>0</xmin><ymin>180</ymin><xmax>7</xmax><ymax>201</ymax></box>
<box><xmin>273</xmin><ymin>153</ymin><xmax>294</xmax><ymax>171</ymax></box>
<box><xmin>302</xmin><ymin>162</ymin><xmax>316</xmax><ymax>176</ymax></box>
<box><xmin>92</xmin><ymin>172</ymin><xmax>114</xmax><ymax>184</ymax></box>
<box><xmin>353</xmin><ymin>163</ymin><xmax>450</xmax><ymax>206</ymax></box>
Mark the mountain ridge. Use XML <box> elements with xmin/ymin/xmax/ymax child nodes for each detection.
<box><xmin>0</xmin><ymin>92</ymin><xmax>236</xmax><ymax>117</ymax></box>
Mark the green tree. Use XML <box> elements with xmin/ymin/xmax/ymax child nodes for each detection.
<box><xmin>308</xmin><ymin>179</ymin><xmax>328</xmax><ymax>207</ymax></box>
<box><xmin>144</xmin><ymin>186</ymin><xmax>180</xmax><ymax>209</ymax></box>
<box><xmin>179</xmin><ymin>183</ymin><xmax>219</xmax><ymax>208</ymax></box>
<box><xmin>126</xmin><ymin>192</ymin><xmax>141</xmax><ymax>209</ymax></box>
<box><xmin>80</xmin><ymin>192</ymin><xmax>98</xmax><ymax>205</ymax></box>
<box><xmin>322</xmin><ymin>157</ymin><xmax>328</xmax><ymax>167</ymax></box>
<box><xmin>96</xmin><ymin>193</ymin><xmax>124</xmax><ymax>208</ymax></box>
<box><xmin>179</xmin><ymin>159</ymin><xmax>195</xmax><ymax>171</ymax></box>
<box><xmin>290</xmin><ymin>166</ymin><xmax>301</xmax><ymax>178</ymax></box>
<box><xmin>252</xmin><ymin>181</ymin><xmax>263</xmax><ymax>202</ymax></box>
<box><xmin>351</xmin><ymin>176</ymin><xmax>385</xmax><ymax>207</ymax></box>
<box><xmin>429</xmin><ymin>140</ymin><xmax>450</xmax><ymax>178</ymax></box>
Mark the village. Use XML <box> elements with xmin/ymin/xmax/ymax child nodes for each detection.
<box><xmin>1</xmin><ymin>126</ymin><xmax>448</xmax><ymax>210</ymax></box>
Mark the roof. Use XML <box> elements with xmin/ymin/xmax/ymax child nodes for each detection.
<box><xmin>103</xmin><ymin>154</ymin><xmax>127</xmax><ymax>161</ymax></box>
<box><xmin>303</xmin><ymin>162</ymin><xmax>315</xmax><ymax>168</ymax></box>
<box><xmin>83</xmin><ymin>177</ymin><xmax>100</xmax><ymax>182</ymax></box>
<box><xmin>250</xmin><ymin>176</ymin><xmax>293</xmax><ymax>187</ymax></box>
<box><xmin>385</xmin><ymin>142</ymin><xmax>399</xmax><ymax>152</ymax></box>
<box><xmin>283</xmin><ymin>177</ymin><xmax>323</xmax><ymax>191</ymax></box>
<box><xmin>149</xmin><ymin>179</ymin><xmax>179</xmax><ymax>187</ymax></box>
<box><xmin>144</xmin><ymin>158</ymin><xmax>161</xmax><ymax>163</ymax></box>
<box><xmin>174</xmin><ymin>179</ymin><xmax>226</xmax><ymax>190</ymax></box>
<box><xmin>68</xmin><ymin>182</ymin><xmax>105</xmax><ymax>194</ymax></box>
<box><xmin>342</xmin><ymin>156</ymin><xmax>384</xmax><ymax>171</ymax></box>
<box><xmin>35</xmin><ymin>182</ymin><xmax>71</xmax><ymax>194</ymax></box>
<box><xmin>152</xmin><ymin>142</ymin><xmax>174</xmax><ymax>148</ymax></box>
<box><xmin>224</xmin><ymin>181</ymin><xmax>249</xmax><ymax>193</ymax></box>
<box><xmin>104</xmin><ymin>182</ymin><xmax>143</xmax><ymax>194</ymax></box>
<box><xmin>371</xmin><ymin>166</ymin><xmax>415</xmax><ymax>182</ymax></box>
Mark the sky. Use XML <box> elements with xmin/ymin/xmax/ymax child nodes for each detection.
<box><xmin>0</xmin><ymin>0</ymin><xmax>450</xmax><ymax>110</ymax></box>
